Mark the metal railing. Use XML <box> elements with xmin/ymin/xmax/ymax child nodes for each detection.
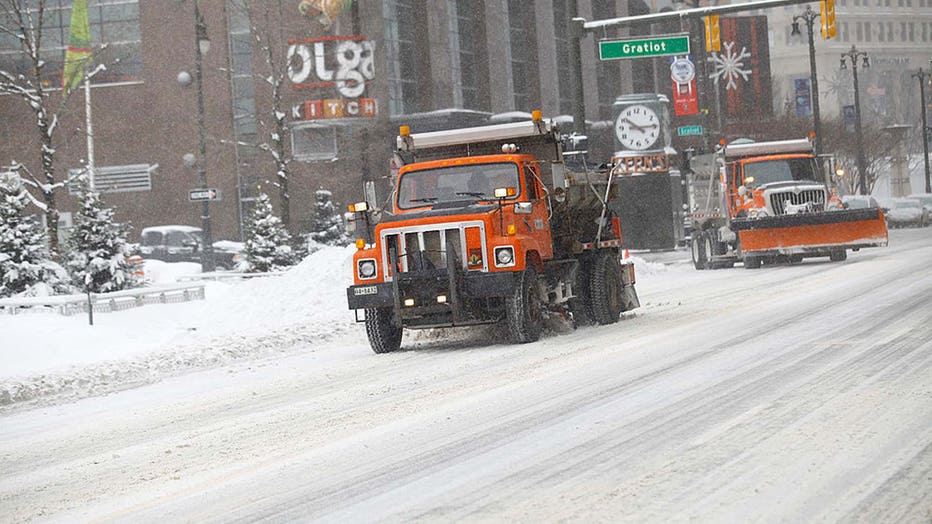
<box><xmin>0</xmin><ymin>283</ymin><xmax>206</xmax><ymax>316</ymax></box>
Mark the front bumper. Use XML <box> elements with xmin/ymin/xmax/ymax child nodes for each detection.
<box><xmin>347</xmin><ymin>270</ymin><xmax>516</xmax><ymax>327</ymax></box>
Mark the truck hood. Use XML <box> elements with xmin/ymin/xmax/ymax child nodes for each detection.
<box><xmin>758</xmin><ymin>180</ymin><xmax>824</xmax><ymax>191</ymax></box>
<box><xmin>380</xmin><ymin>203</ymin><xmax>499</xmax><ymax>223</ymax></box>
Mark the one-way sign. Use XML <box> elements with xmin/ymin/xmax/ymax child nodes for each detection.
<box><xmin>189</xmin><ymin>188</ymin><xmax>221</xmax><ymax>202</ymax></box>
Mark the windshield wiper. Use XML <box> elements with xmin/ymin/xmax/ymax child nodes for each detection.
<box><xmin>455</xmin><ymin>191</ymin><xmax>487</xmax><ymax>198</ymax></box>
<box><xmin>409</xmin><ymin>197</ymin><xmax>438</xmax><ymax>203</ymax></box>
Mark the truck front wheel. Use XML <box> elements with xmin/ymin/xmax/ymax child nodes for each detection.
<box><xmin>507</xmin><ymin>265</ymin><xmax>544</xmax><ymax>343</ymax></box>
<box><xmin>365</xmin><ymin>307</ymin><xmax>403</xmax><ymax>354</ymax></box>
<box><xmin>691</xmin><ymin>233</ymin><xmax>708</xmax><ymax>270</ymax></box>
<box><xmin>590</xmin><ymin>252</ymin><xmax>623</xmax><ymax>325</ymax></box>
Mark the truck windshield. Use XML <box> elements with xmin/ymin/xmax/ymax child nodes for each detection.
<box><xmin>742</xmin><ymin>158</ymin><xmax>819</xmax><ymax>187</ymax></box>
<box><xmin>397</xmin><ymin>162</ymin><xmax>520</xmax><ymax>209</ymax></box>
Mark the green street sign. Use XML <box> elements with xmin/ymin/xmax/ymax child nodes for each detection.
<box><xmin>677</xmin><ymin>125</ymin><xmax>703</xmax><ymax>137</ymax></box>
<box><xmin>599</xmin><ymin>34</ymin><xmax>690</xmax><ymax>60</ymax></box>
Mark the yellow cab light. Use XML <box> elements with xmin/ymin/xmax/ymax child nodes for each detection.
<box><xmin>744</xmin><ymin>176</ymin><xmax>755</xmax><ymax>184</ymax></box>
<box><xmin>355</xmin><ymin>238</ymin><xmax>366</xmax><ymax>250</ymax></box>
<box><xmin>507</xmin><ymin>224</ymin><xmax>517</xmax><ymax>235</ymax></box>
<box><xmin>349</xmin><ymin>201</ymin><xmax>368</xmax><ymax>212</ymax></box>
<box><xmin>436</xmin><ymin>295</ymin><xmax>447</xmax><ymax>304</ymax></box>
<box><xmin>404</xmin><ymin>298</ymin><xmax>415</xmax><ymax>307</ymax></box>
<box><xmin>531</xmin><ymin>109</ymin><xmax>542</xmax><ymax>122</ymax></box>
<box><xmin>399</xmin><ymin>125</ymin><xmax>410</xmax><ymax>137</ymax></box>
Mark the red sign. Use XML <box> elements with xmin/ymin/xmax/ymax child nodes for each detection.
<box><xmin>673</xmin><ymin>79</ymin><xmax>698</xmax><ymax>116</ymax></box>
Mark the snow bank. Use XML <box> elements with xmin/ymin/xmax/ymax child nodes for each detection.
<box><xmin>0</xmin><ymin>245</ymin><xmax>358</xmax><ymax>408</ymax></box>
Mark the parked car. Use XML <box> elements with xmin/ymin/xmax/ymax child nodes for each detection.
<box><xmin>139</xmin><ymin>225</ymin><xmax>242</xmax><ymax>270</ymax></box>
<box><xmin>841</xmin><ymin>195</ymin><xmax>881</xmax><ymax>210</ymax></box>
<box><xmin>884</xmin><ymin>198</ymin><xmax>929</xmax><ymax>228</ymax></box>
<box><xmin>907</xmin><ymin>193</ymin><xmax>932</xmax><ymax>221</ymax></box>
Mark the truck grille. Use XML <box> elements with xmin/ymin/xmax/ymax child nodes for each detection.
<box><xmin>768</xmin><ymin>188</ymin><xmax>825</xmax><ymax>215</ymax></box>
<box><xmin>380</xmin><ymin>221</ymin><xmax>487</xmax><ymax>278</ymax></box>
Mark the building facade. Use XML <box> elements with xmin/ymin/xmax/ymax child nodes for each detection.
<box><xmin>1</xmin><ymin>0</ymin><xmax>645</xmax><ymax>243</ymax></box>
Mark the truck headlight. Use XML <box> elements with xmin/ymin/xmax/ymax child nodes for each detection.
<box><xmin>357</xmin><ymin>258</ymin><xmax>377</xmax><ymax>279</ymax></box>
<box><xmin>494</xmin><ymin>246</ymin><xmax>515</xmax><ymax>267</ymax></box>
<box><xmin>748</xmin><ymin>208</ymin><xmax>770</xmax><ymax>218</ymax></box>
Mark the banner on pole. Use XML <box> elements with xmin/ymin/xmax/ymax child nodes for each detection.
<box><xmin>62</xmin><ymin>0</ymin><xmax>92</xmax><ymax>94</ymax></box>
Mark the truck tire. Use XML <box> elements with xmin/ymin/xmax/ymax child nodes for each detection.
<box><xmin>829</xmin><ymin>249</ymin><xmax>847</xmax><ymax>262</ymax></box>
<box><xmin>569</xmin><ymin>258</ymin><xmax>594</xmax><ymax>327</ymax></box>
<box><xmin>589</xmin><ymin>252</ymin><xmax>623</xmax><ymax>325</ymax></box>
<box><xmin>365</xmin><ymin>307</ymin><xmax>402</xmax><ymax>354</ymax></box>
<box><xmin>507</xmin><ymin>265</ymin><xmax>544</xmax><ymax>343</ymax></box>
<box><xmin>691</xmin><ymin>234</ymin><xmax>708</xmax><ymax>270</ymax></box>
<box><xmin>744</xmin><ymin>255</ymin><xmax>762</xmax><ymax>269</ymax></box>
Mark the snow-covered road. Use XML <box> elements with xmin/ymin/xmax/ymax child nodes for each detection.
<box><xmin>1</xmin><ymin>229</ymin><xmax>931</xmax><ymax>522</ymax></box>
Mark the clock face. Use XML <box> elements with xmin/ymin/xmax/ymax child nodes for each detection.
<box><xmin>615</xmin><ymin>104</ymin><xmax>660</xmax><ymax>151</ymax></box>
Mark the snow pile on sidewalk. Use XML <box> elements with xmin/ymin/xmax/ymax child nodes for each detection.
<box><xmin>0</xmin><ymin>245</ymin><xmax>358</xmax><ymax>408</ymax></box>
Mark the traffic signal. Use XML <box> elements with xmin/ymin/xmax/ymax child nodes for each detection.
<box><xmin>820</xmin><ymin>0</ymin><xmax>837</xmax><ymax>39</ymax></box>
<box><xmin>704</xmin><ymin>15</ymin><xmax>721</xmax><ymax>52</ymax></box>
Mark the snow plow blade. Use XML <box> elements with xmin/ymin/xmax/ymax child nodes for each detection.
<box><xmin>732</xmin><ymin>208</ymin><xmax>888</xmax><ymax>255</ymax></box>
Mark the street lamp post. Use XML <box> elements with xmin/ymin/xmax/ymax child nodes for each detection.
<box><xmin>913</xmin><ymin>66</ymin><xmax>932</xmax><ymax>194</ymax></box>
<box><xmin>194</xmin><ymin>0</ymin><xmax>215</xmax><ymax>272</ymax></box>
<box><xmin>840</xmin><ymin>46</ymin><xmax>870</xmax><ymax>195</ymax></box>
<box><xmin>791</xmin><ymin>5</ymin><xmax>822</xmax><ymax>155</ymax></box>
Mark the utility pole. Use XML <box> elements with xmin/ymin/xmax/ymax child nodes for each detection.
<box><xmin>840</xmin><ymin>46</ymin><xmax>870</xmax><ymax>196</ymax></box>
<box><xmin>194</xmin><ymin>0</ymin><xmax>216</xmax><ymax>271</ymax></box>
<box><xmin>913</xmin><ymin>66</ymin><xmax>931</xmax><ymax>194</ymax></box>
<box><xmin>792</xmin><ymin>5</ymin><xmax>822</xmax><ymax>155</ymax></box>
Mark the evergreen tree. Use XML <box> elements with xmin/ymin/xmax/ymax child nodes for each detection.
<box><xmin>309</xmin><ymin>189</ymin><xmax>348</xmax><ymax>246</ymax></box>
<box><xmin>0</xmin><ymin>172</ymin><xmax>69</xmax><ymax>297</ymax></box>
<box><xmin>65</xmin><ymin>175</ymin><xmax>138</xmax><ymax>293</ymax></box>
<box><xmin>244</xmin><ymin>192</ymin><xmax>297</xmax><ymax>272</ymax></box>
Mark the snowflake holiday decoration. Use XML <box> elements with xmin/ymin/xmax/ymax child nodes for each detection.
<box><xmin>707</xmin><ymin>41</ymin><xmax>752</xmax><ymax>91</ymax></box>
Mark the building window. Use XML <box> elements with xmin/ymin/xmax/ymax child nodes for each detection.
<box><xmin>909</xmin><ymin>22</ymin><xmax>915</xmax><ymax>41</ymax></box>
<box><xmin>593</xmin><ymin>1</ymin><xmax>621</xmax><ymax>120</ymax></box>
<box><xmin>508</xmin><ymin>0</ymin><xmax>538</xmax><ymax>111</ymax></box>
<box><xmin>291</xmin><ymin>124</ymin><xmax>337</xmax><ymax>161</ymax></box>
<box><xmin>450</xmin><ymin>0</ymin><xmax>486</xmax><ymax>110</ymax></box>
<box><xmin>552</xmin><ymin>0</ymin><xmax>573</xmax><ymax>116</ymax></box>
<box><xmin>864</xmin><ymin>22</ymin><xmax>872</xmax><ymax>41</ymax></box>
<box><xmin>856</xmin><ymin>22</ymin><xmax>863</xmax><ymax>41</ymax></box>
<box><xmin>0</xmin><ymin>0</ymin><xmax>142</xmax><ymax>88</ymax></box>
<box><xmin>841</xmin><ymin>21</ymin><xmax>850</xmax><ymax>42</ymax></box>
<box><xmin>383</xmin><ymin>0</ymin><xmax>427</xmax><ymax>115</ymax></box>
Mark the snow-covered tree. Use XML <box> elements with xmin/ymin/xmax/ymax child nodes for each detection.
<box><xmin>0</xmin><ymin>171</ymin><xmax>69</xmax><ymax>297</ymax></box>
<box><xmin>308</xmin><ymin>189</ymin><xmax>348</xmax><ymax>246</ymax></box>
<box><xmin>226</xmin><ymin>0</ymin><xmax>293</xmax><ymax>228</ymax></box>
<box><xmin>244</xmin><ymin>192</ymin><xmax>297</xmax><ymax>272</ymax></box>
<box><xmin>65</xmin><ymin>175</ymin><xmax>137</xmax><ymax>293</ymax></box>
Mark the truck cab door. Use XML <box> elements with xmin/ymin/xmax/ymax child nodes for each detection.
<box><xmin>522</xmin><ymin>164</ymin><xmax>554</xmax><ymax>259</ymax></box>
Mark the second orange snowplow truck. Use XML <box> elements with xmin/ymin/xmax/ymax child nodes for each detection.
<box><xmin>687</xmin><ymin>138</ymin><xmax>888</xmax><ymax>269</ymax></box>
<box><xmin>346</xmin><ymin>114</ymin><xmax>639</xmax><ymax>353</ymax></box>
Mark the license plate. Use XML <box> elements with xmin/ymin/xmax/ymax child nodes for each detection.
<box><xmin>354</xmin><ymin>286</ymin><xmax>378</xmax><ymax>296</ymax></box>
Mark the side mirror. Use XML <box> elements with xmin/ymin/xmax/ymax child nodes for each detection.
<box><xmin>514</xmin><ymin>202</ymin><xmax>533</xmax><ymax>214</ymax></box>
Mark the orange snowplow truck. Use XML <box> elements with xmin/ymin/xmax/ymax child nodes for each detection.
<box><xmin>346</xmin><ymin>113</ymin><xmax>639</xmax><ymax>353</ymax></box>
<box><xmin>687</xmin><ymin>138</ymin><xmax>888</xmax><ymax>270</ymax></box>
